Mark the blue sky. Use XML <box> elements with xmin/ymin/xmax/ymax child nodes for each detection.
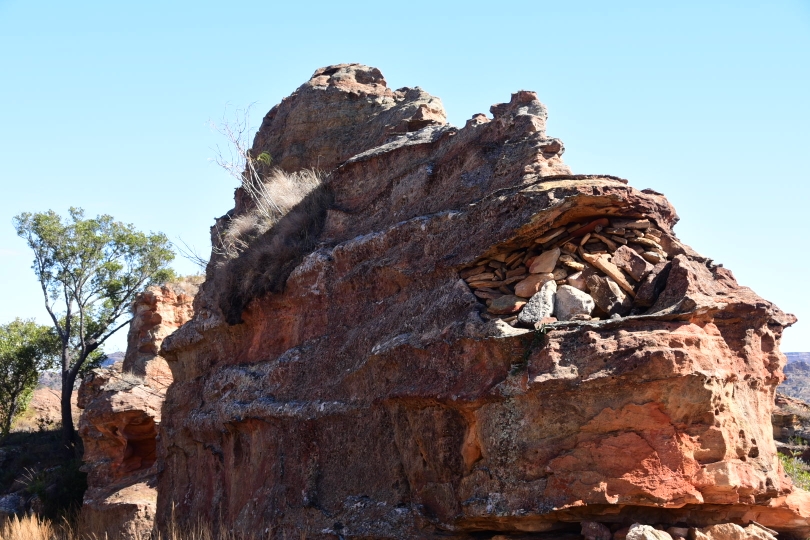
<box><xmin>1</xmin><ymin>0</ymin><xmax>808</xmax><ymax>353</ymax></box>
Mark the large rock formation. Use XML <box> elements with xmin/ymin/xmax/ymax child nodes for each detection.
<box><xmin>78</xmin><ymin>280</ymin><xmax>198</xmax><ymax>539</ymax></box>
<box><xmin>157</xmin><ymin>64</ymin><xmax>810</xmax><ymax>537</ymax></box>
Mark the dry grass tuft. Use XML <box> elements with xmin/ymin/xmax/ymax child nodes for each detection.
<box><xmin>208</xmin><ymin>167</ymin><xmax>333</xmax><ymax>324</ymax></box>
<box><xmin>0</xmin><ymin>514</ymin><xmax>288</xmax><ymax>540</ymax></box>
<box><xmin>217</xmin><ymin>168</ymin><xmax>325</xmax><ymax>259</ymax></box>
<box><xmin>0</xmin><ymin>515</ymin><xmax>60</xmax><ymax>540</ymax></box>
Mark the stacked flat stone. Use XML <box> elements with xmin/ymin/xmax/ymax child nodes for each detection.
<box><xmin>460</xmin><ymin>217</ymin><xmax>671</xmax><ymax>326</ymax></box>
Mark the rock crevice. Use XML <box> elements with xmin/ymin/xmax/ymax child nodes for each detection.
<box><xmin>78</xmin><ymin>280</ymin><xmax>198</xmax><ymax>539</ymax></box>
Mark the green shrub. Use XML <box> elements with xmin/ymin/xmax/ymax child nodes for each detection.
<box><xmin>780</xmin><ymin>453</ymin><xmax>810</xmax><ymax>491</ymax></box>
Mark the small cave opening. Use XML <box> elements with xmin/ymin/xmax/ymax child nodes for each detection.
<box><xmin>459</xmin><ymin>216</ymin><xmax>673</xmax><ymax>327</ymax></box>
<box><xmin>116</xmin><ymin>416</ymin><xmax>158</xmax><ymax>475</ymax></box>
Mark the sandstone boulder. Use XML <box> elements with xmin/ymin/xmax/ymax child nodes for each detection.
<box><xmin>529</xmin><ymin>247</ymin><xmax>560</xmax><ymax>274</ymax></box>
<box><xmin>613</xmin><ymin>244</ymin><xmax>654</xmax><ymax>281</ymax></box>
<box><xmin>78</xmin><ymin>280</ymin><xmax>197</xmax><ymax>540</ymax></box>
<box><xmin>153</xmin><ymin>65</ymin><xmax>809</xmax><ymax>538</ymax></box>
<box><xmin>587</xmin><ymin>274</ymin><xmax>632</xmax><ymax>317</ymax></box>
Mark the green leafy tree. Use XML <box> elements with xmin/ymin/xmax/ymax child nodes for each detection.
<box><xmin>0</xmin><ymin>319</ymin><xmax>59</xmax><ymax>442</ymax></box>
<box><xmin>14</xmin><ymin>208</ymin><xmax>175</xmax><ymax>447</ymax></box>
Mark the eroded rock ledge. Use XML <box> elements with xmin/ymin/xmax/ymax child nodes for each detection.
<box><xmin>157</xmin><ymin>64</ymin><xmax>809</xmax><ymax>538</ymax></box>
<box><xmin>78</xmin><ymin>280</ymin><xmax>198</xmax><ymax>539</ymax></box>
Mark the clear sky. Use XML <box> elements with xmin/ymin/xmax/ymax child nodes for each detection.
<box><xmin>1</xmin><ymin>0</ymin><xmax>808</xmax><ymax>353</ymax></box>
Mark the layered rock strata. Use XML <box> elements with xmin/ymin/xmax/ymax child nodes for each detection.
<box><xmin>78</xmin><ymin>280</ymin><xmax>198</xmax><ymax>539</ymax></box>
<box><xmin>157</xmin><ymin>64</ymin><xmax>809</xmax><ymax>537</ymax></box>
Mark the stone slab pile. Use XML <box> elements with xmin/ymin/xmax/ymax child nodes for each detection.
<box><xmin>460</xmin><ymin>217</ymin><xmax>671</xmax><ymax>326</ymax></box>
<box><xmin>575</xmin><ymin>520</ymin><xmax>780</xmax><ymax>540</ymax></box>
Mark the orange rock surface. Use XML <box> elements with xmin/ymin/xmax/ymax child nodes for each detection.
<box><xmin>77</xmin><ymin>280</ymin><xmax>197</xmax><ymax>539</ymax></box>
<box><xmin>151</xmin><ymin>65</ymin><xmax>808</xmax><ymax>537</ymax></box>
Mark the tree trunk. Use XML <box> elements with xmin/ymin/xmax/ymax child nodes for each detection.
<box><xmin>61</xmin><ymin>371</ymin><xmax>76</xmax><ymax>449</ymax></box>
<box><xmin>0</xmin><ymin>397</ymin><xmax>18</xmax><ymax>442</ymax></box>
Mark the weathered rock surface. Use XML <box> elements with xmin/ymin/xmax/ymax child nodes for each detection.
<box><xmin>78</xmin><ymin>280</ymin><xmax>197</xmax><ymax>539</ymax></box>
<box><xmin>252</xmin><ymin>64</ymin><xmax>448</xmax><ymax>174</ymax></box>
<box><xmin>156</xmin><ymin>65</ymin><xmax>809</xmax><ymax>537</ymax></box>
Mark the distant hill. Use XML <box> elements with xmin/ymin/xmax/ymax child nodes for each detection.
<box><xmin>781</xmin><ymin>361</ymin><xmax>810</xmax><ymax>402</ymax></box>
<box><xmin>102</xmin><ymin>350</ymin><xmax>125</xmax><ymax>367</ymax></box>
<box><xmin>787</xmin><ymin>352</ymin><xmax>810</xmax><ymax>364</ymax></box>
<box><xmin>36</xmin><ymin>351</ymin><xmax>125</xmax><ymax>389</ymax></box>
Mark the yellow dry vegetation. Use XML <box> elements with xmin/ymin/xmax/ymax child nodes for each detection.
<box><xmin>0</xmin><ymin>514</ymin><xmax>302</xmax><ymax>540</ymax></box>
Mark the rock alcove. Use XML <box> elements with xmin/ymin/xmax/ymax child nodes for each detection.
<box><xmin>462</xmin><ymin>216</ymin><xmax>673</xmax><ymax>326</ymax></box>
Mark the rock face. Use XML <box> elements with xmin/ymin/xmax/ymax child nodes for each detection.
<box><xmin>77</xmin><ymin>280</ymin><xmax>197</xmax><ymax>539</ymax></box>
<box><xmin>157</xmin><ymin>65</ymin><xmax>809</xmax><ymax>537</ymax></box>
<box><xmin>251</xmin><ymin>64</ymin><xmax>448</xmax><ymax>174</ymax></box>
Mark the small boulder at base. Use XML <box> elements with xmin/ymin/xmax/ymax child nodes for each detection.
<box><xmin>581</xmin><ymin>521</ymin><xmax>612</xmax><ymax>540</ymax></box>
<box><xmin>554</xmin><ymin>285</ymin><xmax>595</xmax><ymax>321</ymax></box>
<box><xmin>488</xmin><ymin>295</ymin><xmax>526</xmax><ymax>315</ymax></box>
<box><xmin>626</xmin><ymin>524</ymin><xmax>673</xmax><ymax>540</ymax></box>
<box><xmin>518</xmin><ymin>280</ymin><xmax>557</xmax><ymax>326</ymax></box>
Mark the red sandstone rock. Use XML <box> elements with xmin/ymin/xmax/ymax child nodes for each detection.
<box><xmin>155</xmin><ymin>66</ymin><xmax>808</xmax><ymax>537</ymax></box>
<box><xmin>78</xmin><ymin>280</ymin><xmax>197</xmax><ymax>540</ymax></box>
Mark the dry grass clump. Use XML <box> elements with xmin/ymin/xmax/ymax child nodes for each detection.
<box><xmin>207</xmin><ymin>109</ymin><xmax>335</xmax><ymax>323</ymax></box>
<box><xmin>0</xmin><ymin>514</ymin><xmax>282</xmax><ymax>540</ymax></box>
<box><xmin>0</xmin><ymin>514</ymin><xmax>56</xmax><ymax>540</ymax></box>
<box><xmin>166</xmin><ymin>275</ymin><xmax>205</xmax><ymax>296</ymax></box>
<box><xmin>210</xmin><ymin>167</ymin><xmax>333</xmax><ymax>324</ymax></box>
<box><xmin>217</xmin><ymin>168</ymin><xmax>325</xmax><ymax>259</ymax></box>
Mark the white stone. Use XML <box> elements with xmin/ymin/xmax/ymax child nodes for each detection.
<box><xmin>626</xmin><ymin>524</ymin><xmax>673</xmax><ymax>540</ymax></box>
<box><xmin>518</xmin><ymin>280</ymin><xmax>556</xmax><ymax>325</ymax></box>
<box><xmin>554</xmin><ymin>285</ymin><xmax>594</xmax><ymax>321</ymax></box>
